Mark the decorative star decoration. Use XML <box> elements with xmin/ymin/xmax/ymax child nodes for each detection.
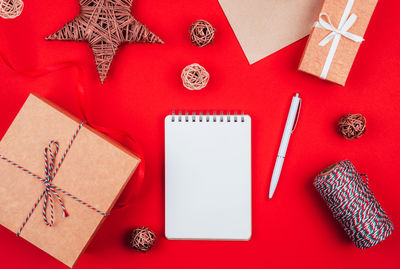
<box><xmin>46</xmin><ymin>0</ymin><xmax>163</xmax><ymax>83</ymax></box>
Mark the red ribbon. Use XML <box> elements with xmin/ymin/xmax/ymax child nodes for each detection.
<box><xmin>0</xmin><ymin>51</ymin><xmax>145</xmax><ymax>209</ymax></box>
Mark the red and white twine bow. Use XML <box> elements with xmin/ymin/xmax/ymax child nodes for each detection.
<box><xmin>42</xmin><ymin>140</ymin><xmax>69</xmax><ymax>226</ymax></box>
<box><xmin>0</xmin><ymin>122</ymin><xmax>109</xmax><ymax>236</ymax></box>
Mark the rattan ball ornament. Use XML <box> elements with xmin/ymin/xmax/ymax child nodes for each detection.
<box><xmin>338</xmin><ymin>113</ymin><xmax>366</xmax><ymax>139</ymax></box>
<box><xmin>181</xmin><ymin>63</ymin><xmax>209</xmax><ymax>90</ymax></box>
<box><xmin>130</xmin><ymin>227</ymin><xmax>156</xmax><ymax>252</ymax></box>
<box><xmin>0</xmin><ymin>0</ymin><xmax>24</xmax><ymax>19</ymax></box>
<box><xmin>190</xmin><ymin>20</ymin><xmax>215</xmax><ymax>47</ymax></box>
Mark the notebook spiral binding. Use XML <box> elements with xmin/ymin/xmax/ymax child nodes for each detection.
<box><xmin>170</xmin><ymin>111</ymin><xmax>246</xmax><ymax>123</ymax></box>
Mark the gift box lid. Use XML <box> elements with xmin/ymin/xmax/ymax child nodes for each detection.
<box><xmin>298</xmin><ymin>0</ymin><xmax>378</xmax><ymax>85</ymax></box>
<box><xmin>0</xmin><ymin>94</ymin><xmax>140</xmax><ymax>267</ymax></box>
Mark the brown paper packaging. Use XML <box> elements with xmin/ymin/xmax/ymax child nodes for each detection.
<box><xmin>298</xmin><ymin>0</ymin><xmax>378</xmax><ymax>86</ymax></box>
<box><xmin>0</xmin><ymin>94</ymin><xmax>140</xmax><ymax>267</ymax></box>
<box><xmin>218</xmin><ymin>0</ymin><xmax>323</xmax><ymax>64</ymax></box>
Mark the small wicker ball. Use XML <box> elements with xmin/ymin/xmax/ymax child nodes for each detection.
<box><xmin>181</xmin><ymin>63</ymin><xmax>209</xmax><ymax>90</ymax></box>
<box><xmin>190</xmin><ymin>20</ymin><xmax>215</xmax><ymax>47</ymax></box>
<box><xmin>130</xmin><ymin>227</ymin><xmax>156</xmax><ymax>252</ymax></box>
<box><xmin>0</xmin><ymin>0</ymin><xmax>24</xmax><ymax>19</ymax></box>
<box><xmin>338</xmin><ymin>113</ymin><xmax>366</xmax><ymax>139</ymax></box>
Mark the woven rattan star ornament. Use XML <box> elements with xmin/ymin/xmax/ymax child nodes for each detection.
<box><xmin>46</xmin><ymin>0</ymin><xmax>163</xmax><ymax>83</ymax></box>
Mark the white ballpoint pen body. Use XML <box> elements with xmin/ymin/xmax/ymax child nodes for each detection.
<box><xmin>269</xmin><ymin>93</ymin><xmax>301</xmax><ymax>199</ymax></box>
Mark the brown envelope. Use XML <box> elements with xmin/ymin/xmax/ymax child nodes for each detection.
<box><xmin>218</xmin><ymin>0</ymin><xmax>323</xmax><ymax>64</ymax></box>
<box><xmin>0</xmin><ymin>94</ymin><xmax>140</xmax><ymax>267</ymax></box>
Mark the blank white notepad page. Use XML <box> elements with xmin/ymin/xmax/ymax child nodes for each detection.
<box><xmin>165</xmin><ymin>113</ymin><xmax>251</xmax><ymax>240</ymax></box>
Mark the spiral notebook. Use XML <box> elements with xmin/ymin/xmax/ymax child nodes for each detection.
<box><xmin>165</xmin><ymin>112</ymin><xmax>251</xmax><ymax>240</ymax></box>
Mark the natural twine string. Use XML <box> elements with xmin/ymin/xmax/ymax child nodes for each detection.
<box><xmin>0</xmin><ymin>0</ymin><xmax>23</xmax><ymax>19</ymax></box>
<box><xmin>190</xmin><ymin>20</ymin><xmax>215</xmax><ymax>47</ymax></box>
<box><xmin>338</xmin><ymin>113</ymin><xmax>366</xmax><ymax>139</ymax></box>
<box><xmin>46</xmin><ymin>0</ymin><xmax>163</xmax><ymax>83</ymax></box>
<box><xmin>130</xmin><ymin>227</ymin><xmax>156</xmax><ymax>252</ymax></box>
<box><xmin>181</xmin><ymin>63</ymin><xmax>209</xmax><ymax>90</ymax></box>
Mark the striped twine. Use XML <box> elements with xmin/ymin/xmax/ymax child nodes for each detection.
<box><xmin>0</xmin><ymin>122</ymin><xmax>109</xmax><ymax>237</ymax></box>
<box><xmin>314</xmin><ymin>160</ymin><xmax>393</xmax><ymax>249</ymax></box>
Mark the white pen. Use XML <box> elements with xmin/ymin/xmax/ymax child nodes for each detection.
<box><xmin>269</xmin><ymin>93</ymin><xmax>301</xmax><ymax>199</ymax></box>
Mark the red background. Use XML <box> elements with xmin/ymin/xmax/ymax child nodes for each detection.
<box><xmin>0</xmin><ymin>0</ymin><xmax>399</xmax><ymax>268</ymax></box>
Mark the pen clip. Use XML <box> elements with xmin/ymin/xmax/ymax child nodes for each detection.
<box><xmin>291</xmin><ymin>98</ymin><xmax>301</xmax><ymax>133</ymax></box>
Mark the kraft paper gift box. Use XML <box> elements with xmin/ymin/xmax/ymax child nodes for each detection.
<box><xmin>298</xmin><ymin>0</ymin><xmax>378</xmax><ymax>85</ymax></box>
<box><xmin>0</xmin><ymin>94</ymin><xmax>140</xmax><ymax>267</ymax></box>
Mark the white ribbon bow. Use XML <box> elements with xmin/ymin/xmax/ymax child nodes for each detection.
<box><xmin>314</xmin><ymin>0</ymin><xmax>364</xmax><ymax>79</ymax></box>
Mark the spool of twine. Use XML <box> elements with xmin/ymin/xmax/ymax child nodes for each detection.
<box><xmin>0</xmin><ymin>0</ymin><xmax>23</xmax><ymax>19</ymax></box>
<box><xmin>314</xmin><ymin>160</ymin><xmax>393</xmax><ymax>249</ymax></box>
<box><xmin>130</xmin><ymin>227</ymin><xmax>156</xmax><ymax>252</ymax></box>
<box><xmin>190</xmin><ymin>20</ymin><xmax>215</xmax><ymax>47</ymax></box>
<box><xmin>181</xmin><ymin>63</ymin><xmax>209</xmax><ymax>90</ymax></box>
<box><xmin>338</xmin><ymin>113</ymin><xmax>366</xmax><ymax>139</ymax></box>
